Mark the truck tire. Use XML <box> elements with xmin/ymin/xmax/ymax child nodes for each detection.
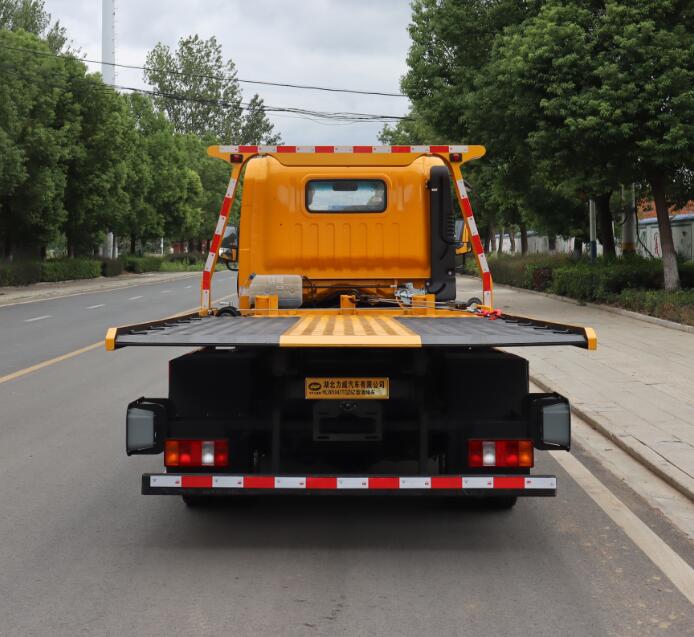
<box><xmin>484</xmin><ymin>496</ymin><xmax>517</xmax><ymax>510</ymax></box>
<box><xmin>182</xmin><ymin>495</ymin><xmax>214</xmax><ymax>507</ymax></box>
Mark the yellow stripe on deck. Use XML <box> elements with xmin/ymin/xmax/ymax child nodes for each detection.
<box><xmin>279</xmin><ymin>316</ymin><xmax>422</xmax><ymax>347</ymax></box>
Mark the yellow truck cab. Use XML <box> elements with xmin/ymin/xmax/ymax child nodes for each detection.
<box><xmin>107</xmin><ymin>145</ymin><xmax>595</xmax><ymax>507</ymax></box>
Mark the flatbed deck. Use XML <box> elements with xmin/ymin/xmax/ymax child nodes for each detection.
<box><xmin>106</xmin><ymin>311</ymin><xmax>596</xmax><ymax>350</ymax></box>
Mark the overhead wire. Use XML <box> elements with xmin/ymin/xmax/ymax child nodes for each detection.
<box><xmin>0</xmin><ymin>43</ymin><xmax>407</xmax><ymax>98</ymax></box>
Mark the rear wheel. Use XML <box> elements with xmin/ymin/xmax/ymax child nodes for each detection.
<box><xmin>483</xmin><ymin>496</ymin><xmax>517</xmax><ymax>510</ymax></box>
<box><xmin>182</xmin><ymin>495</ymin><xmax>214</xmax><ymax>507</ymax></box>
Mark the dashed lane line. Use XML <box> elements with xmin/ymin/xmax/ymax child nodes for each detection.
<box><xmin>86</xmin><ymin>304</ymin><xmax>105</xmax><ymax>309</ymax></box>
<box><xmin>1</xmin><ymin>294</ymin><xmax>234</xmax><ymax>385</ymax></box>
<box><xmin>24</xmin><ymin>315</ymin><xmax>51</xmax><ymax>323</ymax></box>
<box><xmin>128</xmin><ymin>296</ymin><xmax>143</xmax><ymax>300</ymax></box>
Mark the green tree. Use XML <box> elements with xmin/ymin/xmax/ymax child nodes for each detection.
<box><xmin>61</xmin><ymin>65</ymin><xmax>131</xmax><ymax>256</ymax></box>
<box><xmin>0</xmin><ymin>30</ymin><xmax>73</xmax><ymax>257</ymax></box>
<box><xmin>595</xmin><ymin>0</ymin><xmax>694</xmax><ymax>288</ymax></box>
<box><xmin>0</xmin><ymin>0</ymin><xmax>67</xmax><ymax>51</ymax></box>
<box><xmin>240</xmin><ymin>94</ymin><xmax>281</xmax><ymax>145</ymax></box>
<box><xmin>144</xmin><ymin>35</ymin><xmax>280</xmax><ymax>145</ymax></box>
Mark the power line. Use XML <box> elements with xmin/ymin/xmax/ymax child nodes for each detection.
<box><xmin>0</xmin><ymin>62</ymin><xmax>409</xmax><ymax>124</ymax></box>
<box><xmin>0</xmin><ymin>43</ymin><xmax>407</xmax><ymax>98</ymax></box>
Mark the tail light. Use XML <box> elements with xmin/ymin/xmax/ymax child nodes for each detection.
<box><xmin>165</xmin><ymin>440</ymin><xmax>229</xmax><ymax>467</ymax></box>
<box><xmin>468</xmin><ymin>440</ymin><xmax>533</xmax><ymax>468</ymax></box>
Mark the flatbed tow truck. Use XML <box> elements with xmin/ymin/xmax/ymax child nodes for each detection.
<box><xmin>107</xmin><ymin>145</ymin><xmax>596</xmax><ymax>507</ymax></box>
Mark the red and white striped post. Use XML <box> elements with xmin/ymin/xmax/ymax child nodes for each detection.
<box><xmin>200</xmin><ymin>169</ymin><xmax>241</xmax><ymax>315</ymax></box>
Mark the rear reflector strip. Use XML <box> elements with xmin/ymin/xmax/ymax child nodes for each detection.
<box><xmin>151</xmin><ymin>475</ymin><xmax>556</xmax><ymax>491</ymax></box>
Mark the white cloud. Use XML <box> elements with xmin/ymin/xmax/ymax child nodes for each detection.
<box><xmin>43</xmin><ymin>0</ymin><xmax>413</xmax><ymax>143</ymax></box>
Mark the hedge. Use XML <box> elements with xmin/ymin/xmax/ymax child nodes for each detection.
<box><xmin>40</xmin><ymin>258</ymin><xmax>102</xmax><ymax>282</ymax></box>
<box><xmin>101</xmin><ymin>258</ymin><xmax>124</xmax><ymax>277</ymax></box>
<box><xmin>0</xmin><ymin>261</ymin><xmax>42</xmax><ymax>286</ymax></box>
<box><xmin>616</xmin><ymin>289</ymin><xmax>694</xmax><ymax>326</ymax></box>
<box><xmin>123</xmin><ymin>256</ymin><xmax>163</xmax><ymax>273</ymax></box>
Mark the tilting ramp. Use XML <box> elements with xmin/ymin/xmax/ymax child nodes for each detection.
<box><xmin>106</xmin><ymin>312</ymin><xmax>595</xmax><ymax>350</ymax></box>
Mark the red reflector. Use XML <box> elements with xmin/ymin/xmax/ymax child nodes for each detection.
<box><xmin>468</xmin><ymin>440</ymin><xmax>483</xmax><ymax>467</ymax></box>
<box><xmin>494</xmin><ymin>476</ymin><xmax>525</xmax><ymax>490</ymax></box>
<box><xmin>431</xmin><ymin>476</ymin><xmax>462</xmax><ymax>489</ymax></box>
<box><xmin>306</xmin><ymin>477</ymin><xmax>337</xmax><ymax>489</ymax></box>
<box><xmin>230</xmin><ymin>153</ymin><xmax>244</xmax><ymax>163</ymax></box>
<box><xmin>181</xmin><ymin>475</ymin><xmax>213</xmax><ymax>489</ymax></box>
<box><xmin>449</xmin><ymin>152</ymin><xmax>462</xmax><ymax>162</ymax></box>
<box><xmin>244</xmin><ymin>476</ymin><xmax>275</xmax><ymax>489</ymax></box>
<box><xmin>368</xmin><ymin>477</ymin><xmax>399</xmax><ymax>489</ymax></box>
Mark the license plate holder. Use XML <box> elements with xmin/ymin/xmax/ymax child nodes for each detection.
<box><xmin>305</xmin><ymin>377</ymin><xmax>389</xmax><ymax>400</ymax></box>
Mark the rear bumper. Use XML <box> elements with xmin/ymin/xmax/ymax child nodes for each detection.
<box><xmin>143</xmin><ymin>473</ymin><xmax>557</xmax><ymax>497</ymax></box>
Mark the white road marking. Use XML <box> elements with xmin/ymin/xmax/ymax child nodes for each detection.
<box><xmin>128</xmin><ymin>296</ymin><xmax>143</xmax><ymax>301</ymax></box>
<box><xmin>184</xmin><ymin>285</ymin><xmax>192</xmax><ymax>289</ymax></box>
<box><xmin>24</xmin><ymin>315</ymin><xmax>51</xmax><ymax>322</ymax></box>
<box><xmin>551</xmin><ymin>449</ymin><xmax>694</xmax><ymax>604</ymax></box>
<box><xmin>160</xmin><ymin>290</ymin><xmax>171</xmax><ymax>294</ymax></box>
<box><xmin>86</xmin><ymin>304</ymin><xmax>105</xmax><ymax>309</ymax></box>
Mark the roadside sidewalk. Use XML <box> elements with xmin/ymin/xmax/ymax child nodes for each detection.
<box><xmin>457</xmin><ymin>276</ymin><xmax>694</xmax><ymax>501</ymax></box>
<box><xmin>0</xmin><ymin>271</ymin><xmax>199</xmax><ymax>307</ymax></box>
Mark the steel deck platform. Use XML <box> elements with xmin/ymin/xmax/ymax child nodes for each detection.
<box><xmin>106</xmin><ymin>312</ymin><xmax>594</xmax><ymax>350</ymax></box>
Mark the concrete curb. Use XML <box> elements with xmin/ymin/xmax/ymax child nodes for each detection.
<box><xmin>531</xmin><ymin>373</ymin><xmax>694</xmax><ymax>503</ymax></box>
<box><xmin>0</xmin><ymin>271</ymin><xmax>200</xmax><ymax>307</ymax></box>
<box><xmin>459</xmin><ymin>275</ymin><xmax>694</xmax><ymax>334</ymax></box>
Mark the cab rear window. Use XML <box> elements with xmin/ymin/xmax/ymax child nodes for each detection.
<box><xmin>306</xmin><ymin>180</ymin><xmax>386</xmax><ymax>213</ymax></box>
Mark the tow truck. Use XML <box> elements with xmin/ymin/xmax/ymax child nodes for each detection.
<box><xmin>107</xmin><ymin>145</ymin><xmax>596</xmax><ymax>508</ymax></box>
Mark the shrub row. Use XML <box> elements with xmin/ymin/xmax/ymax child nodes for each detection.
<box><xmin>0</xmin><ymin>255</ymin><xmax>146</xmax><ymax>286</ymax></box>
<box><xmin>463</xmin><ymin>254</ymin><xmax>694</xmax><ymax>325</ymax></box>
<box><xmin>123</xmin><ymin>256</ymin><xmax>163</xmax><ymax>274</ymax></box>
<box><xmin>468</xmin><ymin>254</ymin><xmax>694</xmax><ymax>296</ymax></box>
<box><xmin>0</xmin><ymin>253</ymin><xmax>211</xmax><ymax>287</ymax></box>
<box><xmin>40</xmin><ymin>259</ymin><xmax>102</xmax><ymax>282</ymax></box>
<box><xmin>615</xmin><ymin>289</ymin><xmax>694</xmax><ymax>326</ymax></box>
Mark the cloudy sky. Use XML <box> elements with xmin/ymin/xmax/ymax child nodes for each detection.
<box><xmin>42</xmin><ymin>0</ymin><xmax>414</xmax><ymax>144</ymax></box>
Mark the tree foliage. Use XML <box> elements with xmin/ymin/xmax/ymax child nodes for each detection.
<box><xmin>144</xmin><ymin>35</ymin><xmax>280</xmax><ymax>145</ymax></box>
<box><xmin>0</xmin><ymin>9</ymin><xmax>276</xmax><ymax>259</ymax></box>
<box><xmin>396</xmin><ymin>0</ymin><xmax>693</xmax><ymax>287</ymax></box>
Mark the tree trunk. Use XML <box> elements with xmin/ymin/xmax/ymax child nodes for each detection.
<box><xmin>497</xmin><ymin>227</ymin><xmax>505</xmax><ymax>255</ymax></box>
<box><xmin>573</xmin><ymin>237</ymin><xmax>583</xmax><ymax>257</ymax></box>
<box><xmin>489</xmin><ymin>223</ymin><xmax>497</xmax><ymax>253</ymax></box>
<box><xmin>3</xmin><ymin>226</ymin><xmax>11</xmax><ymax>260</ymax></box>
<box><xmin>509</xmin><ymin>229</ymin><xmax>516</xmax><ymax>253</ymax></box>
<box><xmin>648</xmin><ymin>170</ymin><xmax>680</xmax><ymax>291</ymax></box>
<box><xmin>520</xmin><ymin>223</ymin><xmax>528</xmax><ymax>255</ymax></box>
<box><xmin>548</xmin><ymin>235</ymin><xmax>556</xmax><ymax>252</ymax></box>
<box><xmin>595</xmin><ymin>192</ymin><xmax>616</xmax><ymax>258</ymax></box>
<box><xmin>130</xmin><ymin>235</ymin><xmax>137</xmax><ymax>254</ymax></box>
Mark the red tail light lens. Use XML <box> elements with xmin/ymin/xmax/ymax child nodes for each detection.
<box><xmin>468</xmin><ymin>440</ymin><xmax>533</xmax><ymax>468</ymax></box>
<box><xmin>165</xmin><ymin>440</ymin><xmax>228</xmax><ymax>467</ymax></box>
<box><xmin>468</xmin><ymin>440</ymin><xmax>483</xmax><ymax>467</ymax></box>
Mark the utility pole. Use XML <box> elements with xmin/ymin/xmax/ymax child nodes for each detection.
<box><xmin>589</xmin><ymin>199</ymin><xmax>597</xmax><ymax>262</ymax></box>
<box><xmin>101</xmin><ymin>0</ymin><xmax>116</xmax><ymax>258</ymax></box>
<box><xmin>101</xmin><ymin>0</ymin><xmax>115</xmax><ymax>86</ymax></box>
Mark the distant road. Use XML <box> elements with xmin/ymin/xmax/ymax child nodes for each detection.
<box><xmin>0</xmin><ymin>271</ymin><xmax>237</xmax><ymax>375</ymax></box>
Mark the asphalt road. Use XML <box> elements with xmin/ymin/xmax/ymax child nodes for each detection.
<box><xmin>0</xmin><ymin>272</ymin><xmax>237</xmax><ymax>375</ymax></box>
<box><xmin>0</xmin><ymin>274</ymin><xmax>692</xmax><ymax>636</ymax></box>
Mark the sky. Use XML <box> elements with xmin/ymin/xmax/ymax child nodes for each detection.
<box><xmin>42</xmin><ymin>0</ymin><xmax>414</xmax><ymax>144</ymax></box>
